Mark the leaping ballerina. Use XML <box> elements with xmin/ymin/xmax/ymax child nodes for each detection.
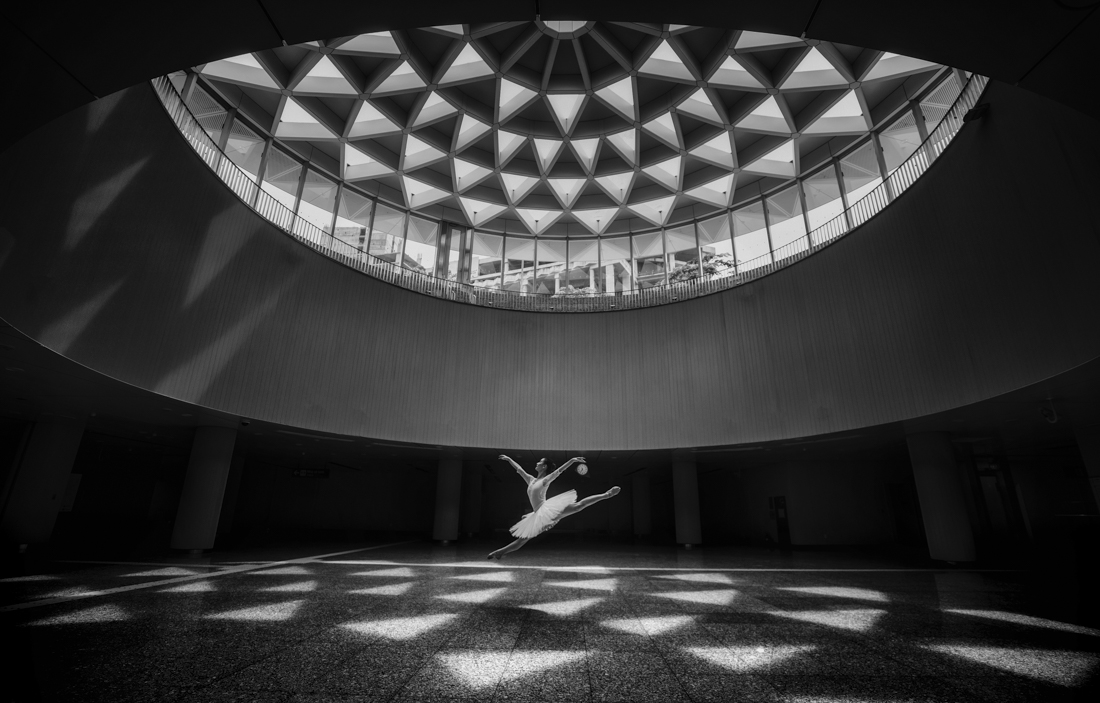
<box><xmin>488</xmin><ymin>455</ymin><xmax>621</xmax><ymax>560</ymax></box>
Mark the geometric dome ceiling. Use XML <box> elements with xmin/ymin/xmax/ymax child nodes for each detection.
<box><xmin>194</xmin><ymin>21</ymin><xmax>945</xmax><ymax>236</ymax></box>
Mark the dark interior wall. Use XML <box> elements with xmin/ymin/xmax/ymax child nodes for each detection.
<box><xmin>2</xmin><ymin>81</ymin><xmax>1100</xmax><ymax>452</ymax></box>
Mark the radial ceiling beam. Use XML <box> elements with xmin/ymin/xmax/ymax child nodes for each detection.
<box><xmin>587</xmin><ymin>24</ymin><xmax>633</xmax><ymax>73</ymax></box>
<box><xmin>573</xmin><ymin>39</ymin><xmax>592</xmax><ymax>91</ymax></box>
<box><xmin>500</xmin><ymin>25</ymin><xmax>543</xmax><ymax>72</ymax></box>
<box><xmin>542</xmin><ymin>40</ymin><xmax>560</xmax><ymax>91</ymax></box>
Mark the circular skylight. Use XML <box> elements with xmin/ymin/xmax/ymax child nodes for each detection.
<box><xmin>189</xmin><ymin>22</ymin><xmax>949</xmax><ymax>237</ymax></box>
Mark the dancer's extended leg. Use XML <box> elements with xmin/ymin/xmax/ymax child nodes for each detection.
<box><xmin>488</xmin><ymin>537</ymin><xmax>529</xmax><ymax>559</ymax></box>
<box><xmin>557</xmin><ymin>486</ymin><xmax>621</xmax><ymax>519</ymax></box>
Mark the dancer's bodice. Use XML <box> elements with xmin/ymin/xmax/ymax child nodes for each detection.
<box><xmin>526</xmin><ymin>476</ymin><xmax>550</xmax><ymax>510</ymax></box>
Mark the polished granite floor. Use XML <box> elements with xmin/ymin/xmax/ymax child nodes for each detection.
<box><xmin>1</xmin><ymin>539</ymin><xmax>1098</xmax><ymax>702</ymax></box>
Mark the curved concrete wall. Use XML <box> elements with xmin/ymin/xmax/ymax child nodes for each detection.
<box><xmin>0</xmin><ymin>82</ymin><xmax>1099</xmax><ymax>450</ymax></box>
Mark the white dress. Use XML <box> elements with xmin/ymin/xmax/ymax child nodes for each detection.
<box><xmin>510</xmin><ymin>481</ymin><xmax>577</xmax><ymax>539</ymax></box>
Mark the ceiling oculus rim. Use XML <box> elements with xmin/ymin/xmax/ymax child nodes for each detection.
<box><xmin>190</xmin><ymin>21</ymin><xmax>948</xmax><ymax>237</ymax></box>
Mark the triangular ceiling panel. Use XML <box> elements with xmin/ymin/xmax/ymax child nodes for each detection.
<box><xmin>276</xmin><ymin>98</ymin><xmax>337</xmax><ymax>139</ymax></box>
<box><xmin>803</xmin><ymin>91</ymin><xmax>867</xmax><ymax>134</ymax></box>
<box><xmin>403</xmin><ymin>133</ymin><xmax>447</xmax><ymax>170</ymax></box>
<box><xmin>296</xmin><ymin>55</ymin><xmax>357</xmax><ymax>95</ymax></box>
<box><xmin>348</xmin><ymin>101</ymin><xmax>400</xmax><ymax>138</ymax></box>
<box><xmin>533</xmin><ymin>139</ymin><xmax>565</xmax><ymax>172</ymax></box>
<box><xmin>737</xmin><ymin>96</ymin><xmax>790</xmax><ymax>134</ymax></box>
<box><xmin>570</xmin><ymin>138</ymin><xmax>600</xmax><ymax>172</ymax></box>
<box><xmin>546</xmin><ymin>94</ymin><xmax>586</xmax><ymax>134</ymax></box>
<box><xmin>515</xmin><ymin>208</ymin><xmax>564</xmax><ymax>234</ymax></box>
<box><xmin>735</xmin><ymin>31</ymin><xmax>804</xmax><ymax>51</ymax></box>
<box><xmin>639</xmin><ymin>40</ymin><xmax>694</xmax><ymax>82</ymax></box>
<box><xmin>782</xmin><ymin>47</ymin><xmax>849</xmax><ymax>90</ymax></box>
<box><xmin>864</xmin><ymin>52</ymin><xmax>940</xmax><ymax>81</ymax></box>
<box><xmin>708</xmin><ymin>56</ymin><xmax>763</xmax><ymax>89</ymax></box>
<box><xmin>499</xmin><ymin>78</ymin><xmax>538</xmax><ymax>122</ymax></box>
<box><xmin>453</xmin><ymin>158</ymin><xmax>494</xmax><ymax>191</ymax></box>
<box><xmin>459</xmin><ymin>197</ymin><xmax>508</xmax><ymax>226</ymax></box>
<box><xmin>200</xmin><ymin>53</ymin><xmax>279</xmax><ymax>89</ymax></box>
<box><xmin>573</xmin><ymin>207</ymin><xmax>620</xmax><ymax>234</ymax></box>
<box><xmin>430</xmin><ymin>25</ymin><xmax>465</xmax><ymax>37</ymax></box>
<box><xmin>373</xmin><ymin>61</ymin><xmax>425</xmax><ymax>94</ymax></box>
<box><xmin>547</xmin><ymin>178</ymin><xmax>586</xmax><ymax>208</ymax></box>
<box><xmin>594</xmin><ymin>77</ymin><xmax>635</xmax><ymax>121</ymax></box>
<box><xmin>642</xmin><ymin>155</ymin><xmax>681</xmax><ymax>191</ymax></box>
<box><xmin>595</xmin><ymin>172</ymin><xmax>634</xmax><ymax>204</ymax></box>
<box><xmin>604</xmin><ymin>129</ymin><xmax>637</xmax><ymax>165</ymax></box>
<box><xmin>337</xmin><ymin>32</ymin><xmax>400</xmax><ymax>55</ymax></box>
<box><xmin>455</xmin><ymin>114</ymin><xmax>492</xmax><ymax>152</ymax></box>
<box><xmin>440</xmin><ymin>43</ymin><xmax>495</xmax><ymax>85</ymax></box>
<box><xmin>684</xmin><ymin>172</ymin><xmax>735</xmax><ymax>208</ymax></box>
<box><xmin>627</xmin><ymin>195</ymin><xmax>677</xmax><ymax>226</ymax></box>
<box><xmin>344</xmin><ymin>144</ymin><xmax>394</xmax><ymax>181</ymax></box>
<box><xmin>677</xmin><ymin>89</ymin><xmax>723</xmax><ymax>125</ymax></box>
<box><xmin>688</xmin><ymin>131</ymin><xmax>734</xmax><ymax>168</ymax></box>
<box><xmin>500</xmin><ymin>172</ymin><xmax>540</xmax><ymax>203</ymax></box>
<box><xmin>742</xmin><ymin>139</ymin><xmax>796</xmax><ymax>178</ymax></box>
<box><xmin>641</xmin><ymin>112</ymin><xmax>680</xmax><ymax>149</ymax></box>
<box><xmin>497</xmin><ymin>130</ymin><xmax>527</xmax><ymax>165</ymax></box>
<box><xmin>414</xmin><ymin>92</ymin><xmax>458</xmax><ymax>127</ymax></box>
<box><xmin>401</xmin><ymin>174</ymin><xmax>451</xmax><ymax>209</ymax></box>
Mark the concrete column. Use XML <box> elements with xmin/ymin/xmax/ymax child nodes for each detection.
<box><xmin>1</xmin><ymin>416</ymin><xmax>86</xmax><ymax>547</ymax></box>
<box><xmin>672</xmin><ymin>457</ymin><xmax>703</xmax><ymax>547</ymax></box>
<box><xmin>433</xmin><ymin>458</ymin><xmax>462</xmax><ymax>543</ymax></box>
<box><xmin>632</xmin><ymin>473</ymin><xmax>652</xmax><ymax>537</ymax></box>
<box><xmin>461</xmin><ymin>463</ymin><xmax>483</xmax><ymax>537</ymax></box>
<box><xmin>907</xmin><ymin>432</ymin><xmax>976</xmax><ymax>562</ymax></box>
<box><xmin>1074</xmin><ymin>423</ymin><xmax>1100</xmax><ymax>512</ymax></box>
<box><xmin>171</xmin><ymin>427</ymin><xmax>237</xmax><ymax>551</ymax></box>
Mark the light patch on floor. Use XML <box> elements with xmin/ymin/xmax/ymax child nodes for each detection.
<box><xmin>452</xmin><ymin>571</ymin><xmax>515</xmax><ymax>583</ymax></box>
<box><xmin>543</xmin><ymin>566</ymin><xmax>613</xmax><ymax>574</ymax></box>
<box><xmin>438</xmin><ymin>651</ymin><xmax>513</xmax><ymax>688</ymax></box>
<box><xmin>779</xmin><ymin>586</ymin><xmax>889</xmax><ymax>602</ymax></box>
<box><xmin>924</xmin><ymin>644</ymin><xmax>1099</xmax><ymax>686</ymax></box>
<box><xmin>651</xmin><ymin>589</ymin><xmax>738</xmax><ymax>606</ymax></box>
<box><xmin>39</xmin><ymin>586</ymin><xmax>105</xmax><ymax>599</ymax></box>
<box><xmin>27</xmin><ymin>604</ymin><xmax>130</xmax><ymax>626</ymax></box>
<box><xmin>686</xmin><ymin>645</ymin><xmax>817</xmax><ymax>673</ymax></box>
<box><xmin>500</xmin><ymin>650</ymin><xmax>586</xmax><ymax>682</ymax></box>
<box><xmin>349</xmin><ymin>567</ymin><xmax>418</xmax><ymax>578</ymax></box>
<box><xmin>342</xmin><ymin>613</ymin><xmax>458</xmax><ymax>640</ymax></box>
<box><xmin>654</xmin><ymin>572</ymin><xmax>735</xmax><ymax>585</ymax></box>
<box><xmin>769</xmin><ymin>608</ymin><xmax>886</xmax><ymax>632</ymax></box>
<box><xmin>519</xmin><ymin>597</ymin><xmax>604</xmax><ymax>616</ymax></box>
<box><xmin>205</xmin><ymin>600</ymin><xmax>303</xmax><ymax>622</ymax></box>
<box><xmin>436</xmin><ymin>587</ymin><xmax>508</xmax><ymax>604</ymax></box>
<box><xmin>0</xmin><ymin>575</ymin><xmax>59</xmax><ymax>583</ymax></box>
<box><xmin>160</xmin><ymin>581</ymin><xmax>216</xmax><ymax>593</ymax></box>
<box><xmin>259</xmin><ymin>580</ymin><xmax>317</xmax><ymax>593</ymax></box>
<box><xmin>249</xmin><ymin>566</ymin><xmax>312</xmax><ymax>576</ymax></box>
<box><xmin>544</xmin><ymin>578</ymin><xmax>618</xmax><ymax>591</ymax></box>
<box><xmin>944</xmin><ymin>609</ymin><xmax>1100</xmax><ymax>637</ymax></box>
<box><xmin>601</xmin><ymin>615</ymin><xmax>695</xmax><ymax>636</ymax></box>
<box><xmin>349</xmin><ymin>581</ymin><xmax>415</xmax><ymax>596</ymax></box>
<box><xmin>122</xmin><ymin>567</ymin><xmax>203</xmax><ymax>578</ymax></box>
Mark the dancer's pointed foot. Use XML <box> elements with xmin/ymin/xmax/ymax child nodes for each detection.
<box><xmin>607</xmin><ymin>486</ymin><xmax>621</xmax><ymax>498</ymax></box>
<box><xmin>487</xmin><ymin>550</ymin><xmax>504</xmax><ymax>560</ymax></box>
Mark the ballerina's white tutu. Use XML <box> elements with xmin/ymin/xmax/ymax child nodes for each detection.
<box><xmin>510</xmin><ymin>490</ymin><xmax>577</xmax><ymax>539</ymax></box>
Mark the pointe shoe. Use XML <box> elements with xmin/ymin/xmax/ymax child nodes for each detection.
<box><xmin>607</xmin><ymin>486</ymin><xmax>621</xmax><ymax>497</ymax></box>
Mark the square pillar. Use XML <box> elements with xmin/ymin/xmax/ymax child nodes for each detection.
<box><xmin>907</xmin><ymin>432</ymin><xmax>976</xmax><ymax>562</ymax></box>
<box><xmin>171</xmin><ymin>427</ymin><xmax>237</xmax><ymax>552</ymax></box>
<box><xmin>632</xmin><ymin>473</ymin><xmax>651</xmax><ymax>537</ymax></box>
<box><xmin>1</xmin><ymin>416</ymin><xmax>86</xmax><ymax>547</ymax></box>
<box><xmin>672</xmin><ymin>457</ymin><xmax>702</xmax><ymax>547</ymax></box>
<box><xmin>433</xmin><ymin>458</ymin><xmax>462</xmax><ymax>543</ymax></box>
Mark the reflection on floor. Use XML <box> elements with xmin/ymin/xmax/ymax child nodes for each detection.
<box><xmin>2</xmin><ymin>540</ymin><xmax>1099</xmax><ymax>702</ymax></box>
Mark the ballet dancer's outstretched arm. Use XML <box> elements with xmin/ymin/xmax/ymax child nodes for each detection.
<box><xmin>499</xmin><ymin>455</ymin><xmax>533</xmax><ymax>485</ymax></box>
<box><xmin>546</xmin><ymin>457</ymin><xmax>585</xmax><ymax>483</ymax></box>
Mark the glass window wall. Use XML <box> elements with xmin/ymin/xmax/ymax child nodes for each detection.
<box><xmin>696</xmin><ymin>214</ymin><xmax>735</xmax><ymax>278</ymax></box>
<box><xmin>405</xmin><ymin>216</ymin><xmax>439</xmax><ymax>275</ymax></box>
<box><xmin>665</xmin><ymin>225</ymin><xmax>698</xmax><ymax>281</ymax></box>
<box><xmin>223</xmin><ymin>120</ymin><xmax>265</xmax><ymax>182</ymax></box>
<box><xmin>802</xmin><ymin>166</ymin><xmax>846</xmax><ymax>240</ymax></box>
<box><xmin>566</xmin><ymin>239</ymin><xmax>600</xmax><ymax>292</ymax></box>
<box><xmin>187</xmin><ymin>86</ymin><xmax>228</xmax><ymax>146</ymax></box>
<box><xmin>259</xmin><ymin>146</ymin><xmax>303</xmax><ymax>213</ymax></box>
<box><xmin>445</xmin><ymin>226</ymin><xmax>465</xmax><ymax>281</ymax></box>
<box><xmin>503</xmin><ymin>237</ymin><xmax>536</xmax><ymax>292</ymax></box>
<box><xmin>839</xmin><ymin>140</ymin><xmax>883</xmax><ymax>208</ymax></box>
<box><xmin>920</xmin><ymin>76</ymin><xmax>962</xmax><ymax>134</ymax></box>
<box><xmin>295</xmin><ymin>169</ymin><xmax>338</xmax><ymax>234</ymax></box>
<box><xmin>765</xmin><ymin>185</ymin><xmax>808</xmax><ymax>256</ymax></box>
<box><xmin>732</xmin><ymin>201</ymin><xmax>770</xmax><ymax>270</ymax></box>
<box><xmin>534</xmin><ymin>239</ymin><xmax>566</xmax><ymax>294</ymax></box>
<box><xmin>880</xmin><ymin>110</ymin><xmax>922</xmax><ymax>174</ymax></box>
<box><xmin>600</xmin><ymin>236</ymin><xmax>633</xmax><ymax>292</ymax></box>
<box><xmin>333</xmin><ymin>188</ymin><xmax>372</xmax><ymax>253</ymax></box>
<box><xmin>471</xmin><ymin>232</ymin><xmax>504</xmax><ymax>288</ymax></box>
<box><xmin>369</xmin><ymin>203</ymin><xmax>406</xmax><ymax>264</ymax></box>
<box><xmin>633</xmin><ymin>231</ymin><xmax>665</xmax><ymax>288</ymax></box>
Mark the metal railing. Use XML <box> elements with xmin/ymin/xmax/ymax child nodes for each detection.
<box><xmin>151</xmin><ymin>73</ymin><xmax>988</xmax><ymax>313</ymax></box>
